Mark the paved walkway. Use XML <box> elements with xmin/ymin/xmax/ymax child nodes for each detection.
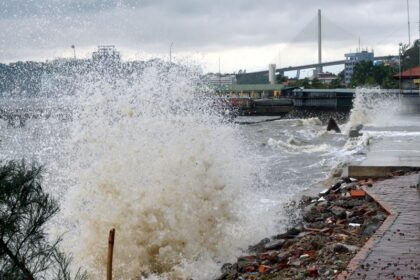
<box><xmin>347</xmin><ymin>137</ymin><xmax>420</xmax><ymax>178</ymax></box>
<box><xmin>360</xmin><ymin>138</ymin><xmax>420</xmax><ymax>168</ymax></box>
<box><xmin>346</xmin><ymin>174</ymin><xmax>420</xmax><ymax>280</ymax></box>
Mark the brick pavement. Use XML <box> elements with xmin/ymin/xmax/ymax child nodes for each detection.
<box><xmin>343</xmin><ymin>174</ymin><xmax>420</xmax><ymax>280</ymax></box>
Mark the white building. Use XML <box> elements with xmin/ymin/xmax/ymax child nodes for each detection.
<box><xmin>92</xmin><ymin>45</ymin><xmax>121</xmax><ymax>62</ymax></box>
<box><xmin>317</xmin><ymin>72</ymin><xmax>338</xmax><ymax>84</ymax></box>
<box><xmin>344</xmin><ymin>50</ymin><xmax>374</xmax><ymax>85</ymax></box>
<box><xmin>205</xmin><ymin>73</ymin><xmax>237</xmax><ymax>88</ymax></box>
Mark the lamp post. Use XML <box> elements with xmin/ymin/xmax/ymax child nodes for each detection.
<box><xmin>71</xmin><ymin>45</ymin><xmax>76</xmax><ymax>59</ymax></box>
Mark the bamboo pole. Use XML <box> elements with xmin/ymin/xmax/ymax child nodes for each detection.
<box><xmin>107</xmin><ymin>228</ymin><xmax>115</xmax><ymax>280</ymax></box>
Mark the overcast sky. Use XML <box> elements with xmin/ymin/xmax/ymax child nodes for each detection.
<box><xmin>0</xmin><ymin>0</ymin><xmax>417</xmax><ymax>73</ymax></box>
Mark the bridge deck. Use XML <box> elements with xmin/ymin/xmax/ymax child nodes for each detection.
<box><xmin>238</xmin><ymin>56</ymin><xmax>397</xmax><ymax>76</ymax></box>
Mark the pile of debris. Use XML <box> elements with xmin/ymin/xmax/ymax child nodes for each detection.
<box><xmin>217</xmin><ymin>177</ymin><xmax>387</xmax><ymax>280</ymax></box>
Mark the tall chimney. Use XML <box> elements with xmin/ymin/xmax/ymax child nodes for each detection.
<box><xmin>318</xmin><ymin>9</ymin><xmax>322</xmax><ymax>74</ymax></box>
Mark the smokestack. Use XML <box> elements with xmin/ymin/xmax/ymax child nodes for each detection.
<box><xmin>318</xmin><ymin>9</ymin><xmax>322</xmax><ymax>74</ymax></box>
<box><xmin>269</xmin><ymin>64</ymin><xmax>276</xmax><ymax>85</ymax></box>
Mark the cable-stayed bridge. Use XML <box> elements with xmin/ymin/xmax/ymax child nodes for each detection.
<box><xmin>238</xmin><ymin>9</ymin><xmax>399</xmax><ymax>83</ymax></box>
<box><xmin>241</xmin><ymin>55</ymin><xmax>397</xmax><ymax>76</ymax></box>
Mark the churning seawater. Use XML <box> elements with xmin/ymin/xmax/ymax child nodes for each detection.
<box><xmin>0</xmin><ymin>64</ymin><xmax>418</xmax><ymax>279</ymax></box>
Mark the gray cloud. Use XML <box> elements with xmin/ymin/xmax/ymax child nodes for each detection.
<box><xmin>0</xmin><ymin>0</ymin><xmax>414</xmax><ymax>65</ymax></box>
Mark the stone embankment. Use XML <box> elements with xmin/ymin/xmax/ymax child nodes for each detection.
<box><xmin>217</xmin><ymin>175</ymin><xmax>393</xmax><ymax>280</ymax></box>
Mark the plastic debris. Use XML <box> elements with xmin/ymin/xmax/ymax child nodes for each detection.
<box><xmin>349</xmin><ymin>223</ymin><xmax>361</xmax><ymax>227</ymax></box>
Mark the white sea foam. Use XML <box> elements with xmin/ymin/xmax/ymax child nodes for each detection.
<box><xmin>293</xmin><ymin>117</ymin><xmax>322</xmax><ymax>127</ymax></box>
<box><xmin>58</xmin><ymin>62</ymin><xmax>279</xmax><ymax>279</ymax></box>
<box><xmin>0</xmin><ymin>68</ymin><xmax>414</xmax><ymax>279</ymax></box>
<box><xmin>267</xmin><ymin>137</ymin><xmax>332</xmax><ymax>154</ymax></box>
<box><xmin>339</xmin><ymin>87</ymin><xmax>412</xmax><ymax>157</ymax></box>
<box><xmin>342</xmin><ymin>132</ymin><xmax>371</xmax><ymax>154</ymax></box>
<box><xmin>345</xmin><ymin>88</ymin><xmax>403</xmax><ymax>133</ymax></box>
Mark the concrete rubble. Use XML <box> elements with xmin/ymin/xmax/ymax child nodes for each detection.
<box><xmin>216</xmin><ymin>176</ymin><xmax>389</xmax><ymax>280</ymax></box>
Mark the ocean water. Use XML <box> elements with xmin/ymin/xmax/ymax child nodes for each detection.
<box><xmin>0</xmin><ymin>65</ymin><xmax>418</xmax><ymax>279</ymax></box>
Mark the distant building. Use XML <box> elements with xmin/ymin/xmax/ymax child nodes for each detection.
<box><xmin>218</xmin><ymin>84</ymin><xmax>285</xmax><ymax>99</ymax></box>
<box><xmin>205</xmin><ymin>73</ymin><xmax>237</xmax><ymax>88</ymax></box>
<box><xmin>236</xmin><ymin>72</ymin><xmax>269</xmax><ymax>84</ymax></box>
<box><xmin>393</xmin><ymin>66</ymin><xmax>420</xmax><ymax>89</ymax></box>
<box><xmin>316</xmin><ymin>72</ymin><xmax>337</xmax><ymax>85</ymax></box>
<box><xmin>92</xmin><ymin>45</ymin><xmax>121</xmax><ymax>62</ymax></box>
<box><xmin>344</xmin><ymin>50</ymin><xmax>374</xmax><ymax>85</ymax></box>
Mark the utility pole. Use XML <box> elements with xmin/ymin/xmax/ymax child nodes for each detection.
<box><xmin>169</xmin><ymin>42</ymin><xmax>174</xmax><ymax>63</ymax></box>
<box><xmin>317</xmin><ymin>9</ymin><xmax>322</xmax><ymax>75</ymax></box>
<box><xmin>407</xmin><ymin>0</ymin><xmax>411</xmax><ymax>46</ymax></box>
<box><xmin>418</xmin><ymin>0</ymin><xmax>420</xmax><ymax>94</ymax></box>
<box><xmin>218</xmin><ymin>57</ymin><xmax>221</xmax><ymax>87</ymax></box>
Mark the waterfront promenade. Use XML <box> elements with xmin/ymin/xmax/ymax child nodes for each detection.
<box><xmin>347</xmin><ymin>136</ymin><xmax>420</xmax><ymax>178</ymax></box>
<box><xmin>340</xmin><ymin>125</ymin><xmax>420</xmax><ymax>279</ymax></box>
<box><xmin>339</xmin><ymin>174</ymin><xmax>420</xmax><ymax>279</ymax></box>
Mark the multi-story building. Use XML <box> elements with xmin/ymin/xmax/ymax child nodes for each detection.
<box><xmin>92</xmin><ymin>45</ymin><xmax>121</xmax><ymax>62</ymax></box>
<box><xmin>344</xmin><ymin>50</ymin><xmax>374</xmax><ymax>85</ymax></box>
<box><xmin>205</xmin><ymin>73</ymin><xmax>237</xmax><ymax>88</ymax></box>
<box><xmin>316</xmin><ymin>72</ymin><xmax>337</xmax><ymax>85</ymax></box>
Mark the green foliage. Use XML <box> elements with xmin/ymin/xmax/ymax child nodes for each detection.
<box><xmin>309</xmin><ymin>78</ymin><xmax>324</xmax><ymax>89</ymax></box>
<box><xmin>0</xmin><ymin>161</ymin><xmax>86</xmax><ymax>280</ymax></box>
<box><xmin>401</xmin><ymin>40</ymin><xmax>420</xmax><ymax>69</ymax></box>
<box><xmin>328</xmin><ymin>78</ymin><xmax>345</xmax><ymax>89</ymax></box>
<box><xmin>276</xmin><ymin>75</ymin><xmax>289</xmax><ymax>83</ymax></box>
<box><xmin>351</xmin><ymin>61</ymin><xmax>398</xmax><ymax>88</ymax></box>
<box><xmin>290</xmin><ymin>78</ymin><xmax>311</xmax><ymax>88</ymax></box>
<box><xmin>0</xmin><ymin>59</ymin><xmax>162</xmax><ymax>96</ymax></box>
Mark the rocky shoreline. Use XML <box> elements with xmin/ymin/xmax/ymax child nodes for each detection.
<box><xmin>217</xmin><ymin>176</ymin><xmax>389</xmax><ymax>280</ymax></box>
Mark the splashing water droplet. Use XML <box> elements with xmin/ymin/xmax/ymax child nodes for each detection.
<box><xmin>56</xmin><ymin>61</ymin><xmax>276</xmax><ymax>279</ymax></box>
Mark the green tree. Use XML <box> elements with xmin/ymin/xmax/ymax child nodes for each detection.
<box><xmin>291</xmin><ymin>78</ymin><xmax>310</xmax><ymax>88</ymax></box>
<box><xmin>401</xmin><ymin>40</ymin><xmax>420</xmax><ymax>69</ymax></box>
<box><xmin>310</xmin><ymin>78</ymin><xmax>325</xmax><ymax>89</ymax></box>
<box><xmin>351</xmin><ymin>61</ymin><xmax>398</xmax><ymax>88</ymax></box>
<box><xmin>276</xmin><ymin>74</ymin><xmax>289</xmax><ymax>83</ymax></box>
<box><xmin>0</xmin><ymin>161</ymin><xmax>86</xmax><ymax>280</ymax></box>
<box><xmin>328</xmin><ymin>79</ymin><xmax>344</xmax><ymax>89</ymax></box>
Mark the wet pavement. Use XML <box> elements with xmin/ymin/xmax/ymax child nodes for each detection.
<box><xmin>347</xmin><ymin>138</ymin><xmax>420</xmax><ymax>178</ymax></box>
<box><xmin>345</xmin><ymin>174</ymin><xmax>420</xmax><ymax>279</ymax></box>
<box><xmin>360</xmin><ymin>138</ymin><xmax>420</xmax><ymax>167</ymax></box>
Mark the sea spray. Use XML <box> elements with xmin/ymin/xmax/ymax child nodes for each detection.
<box><xmin>345</xmin><ymin>87</ymin><xmax>403</xmax><ymax>132</ymax></box>
<box><xmin>60</xmin><ymin>62</ymin><xmax>277</xmax><ymax>279</ymax></box>
<box><xmin>329</xmin><ymin>87</ymin><xmax>408</xmax><ymax>174</ymax></box>
<box><xmin>0</xmin><ymin>67</ymin><xmax>414</xmax><ymax>279</ymax></box>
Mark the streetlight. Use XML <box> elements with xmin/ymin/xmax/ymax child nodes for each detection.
<box><xmin>71</xmin><ymin>45</ymin><xmax>76</xmax><ymax>59</ymax></box>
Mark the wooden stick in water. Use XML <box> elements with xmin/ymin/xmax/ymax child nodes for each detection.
<box><xmin>107</xmin><ymin>228</ymin><xmax>116</xmax><ymax>280</ymax></box>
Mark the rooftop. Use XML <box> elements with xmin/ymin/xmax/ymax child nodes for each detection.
<box><xmin>219</xmin><ymin>84</ymin><xmax>285</xmax><ymax>92</ymax></box>
<box><xmin>394</xmin><ymin>66</ymin><xmax>420</xmax><ymax>79</ymax></box>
